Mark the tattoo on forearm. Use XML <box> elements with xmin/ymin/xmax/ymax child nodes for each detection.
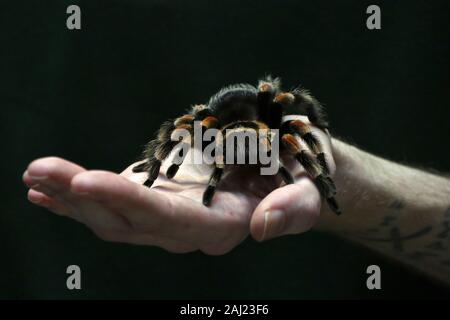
<box><xmin>389</xmin><ymin>199</ymin><xmax>404</xmax><ymax>210</ymax></box>
<box><xmin>407</xmin><ymin>250</ymin><xmax>439</xmax><ymax>261</ymax></box>
<box><xmin>445</xmin><ymin>206</ymin><xmax>450</xmax><ymax>218</ymax></box>
<box><xmin>381</xmin><ymin>216</ymin><xmax>396</xmax><ymax>226</ymax></box>
<box><xmin>438</xmin><ymin>221</ymin><xmax>450</xmax><ymax>239</ymax></box>
<box><xmin>357</xmin><ymin>226</ymin><xmax>433</xmax><ymax>252</ymax></box>
<box><xmin>426</xmin><ymin>240</ymin><xmax>446</xmax><ymax>251</ymax></box>
<box><xmin>353</xmin><ymin>205</ymin><xmax>450</xmax><ymax>271</ymax></box>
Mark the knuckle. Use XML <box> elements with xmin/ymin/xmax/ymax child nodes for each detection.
<box><xmin>39</xmin><ymin>156</ymin><xmax>64</xmax><ymax>165</ymax></box>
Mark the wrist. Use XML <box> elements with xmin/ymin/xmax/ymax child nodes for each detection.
<box><xmin>315</xmin><ymin>138</ymin><xmax>374</xmax><ymax>233</ymax></box>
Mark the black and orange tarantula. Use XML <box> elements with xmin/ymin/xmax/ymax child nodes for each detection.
<box><xmin>133</xmin><ymin>77</ymin><xmax>341</xmax><ymax>214</ymax></box>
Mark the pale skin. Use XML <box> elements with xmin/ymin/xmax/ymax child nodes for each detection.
<box><xmin>22</xmin><ymin>116</ymin><xmax>450</xmax><ymax>284</ymax></box>
<box><xmin>318</xmin><ymin>139</ymin><xmax>450</xmax><ymax>285</ymax></box>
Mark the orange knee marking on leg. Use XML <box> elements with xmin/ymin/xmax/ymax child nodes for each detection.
<box><xmin>290</xmin><ymin>120</ymin><xmax>310</xmax><ymax>135</ymax></box>
<box><xmin>192</xmin><ymin>104</ymin><xmax>207</xmax><ymax>113</ymax></box>
<box><xmin>255</xmin><ymin>121</ymin><xmax>271</xmax><ymax>144</ymax></box>
<box><xmin>170</xmin><ymin>124</ymin><xmax>192</xmax><ymax>142</ymax></box>
<box><xmin>177</xmin><ymin>124</ymin><xmax>192</xmax><ymax>130</ymax></box>
<box><xmin>274</xmin><ymin>92</ymin><xmax>295</xmax><ymax>105</ymax></box>
<box><xmin>259</xmin><ymin>82</ymin><xmax>272</xmax><ymax>92</ymax></box>
<box><xmin>201</xmin><ymin>116</ymin><xmax>219</xmax><ymax>129</ymax></box>
<box><xmin>282</xmin><ymin>134</ymin><xmax>301</xmax><ymax>154</ymax></box>
<box><xmin>174</xmin><ymin>114</ymin><xmax>194</xmax><ymax>126</ymax></box>
<box><xmin>255</xmin><ymin>121</ymin><xmax>269</xmax><ymax>130</ymax></box>
<box><xmin>259</xmin><ymin>138</ymin><xmax>271</xmax><ymax>154</ymax></box>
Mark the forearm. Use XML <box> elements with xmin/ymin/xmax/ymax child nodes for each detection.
<box><xmin>317</xmin><ymin>138</ymin><xmax>450</xmax><ymax>284</ymax></box>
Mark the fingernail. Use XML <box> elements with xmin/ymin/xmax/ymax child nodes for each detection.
<box><xmin>28</xmin><ymin>173</ymin><xmax>49</xmax><ymax>180</ymax></box>
<box><xmin>262</xmin><ymin>209</ymin><xmax>285</xmax><ymax>241</ymax></box>
<box><xmin>28</xmin><ymin>197</ymin><xmax>42</xmax><ymax>204</ymax></box>
<box><xmin>28</xmin><ymin>193</ymin><xmax>43</xmax><ymax>205</ymax></box>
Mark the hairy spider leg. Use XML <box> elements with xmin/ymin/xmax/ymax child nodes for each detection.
<box><xmin>132</xmin><ymin>113</ymin><xmax>194</xmax><ymax>186</ymax></box>
<box><xmin>274</xmin><ymin>92</ymin><xmax>331</xmax><ymax>176</ymax></box>
<box><xmin>291</xmin><ymin>88</ymin><xmax>329</xmax><ymax>130</ymax></box>
<box><xmin>201</xmin><ymin>119</ymin><xmax>294</xmax><ymax>206</ymax></box>
<box><xmin>132</xmin><ymin>139</ymin><xmax>163</xmax><ymax>188</ymax></box>
<box><xmin>165</xmin><ymin>140</ymin><xmax>191</xmax><ymax>179</ymax></box>
<box><xmin>161</xmin><ymin>114</ymin><xmax>197</xmax><ymax>178</ymax></box>
<box><xmin>133</xmin><ymin>118</ymin><xmax>182</xmax><ymax>175</ymax></box>
<box><xmin>281</xmin><ymin>133</ymin><xmax>341</xmax><ymax>215</ymax></box>
<box><xmin>257</xmin><ymin>76</ymin><xmax>281</xmax><ymax>124</ymax></box>
<box><xmin>141</xmin><ymin>139</ymin><xmax>176</xmax><ymax>187</ymax></box>
<box><xmin>200</xmin><ymin>117</ymin><xmax>231</xmax><ymax>206</ymax></box>
<box><xmin>132</xmin><ymin>118</ymin><xmax>177</xmax><ymax>183</ymax></box>
<box><xmin>166</xmin><ymin>115</ymin><xmax>220</xmax><ymax>179</ymax></box>
<box><xmin>256</xmin><ymin>124</ymin><xmax>294</xmax><ymax>185</ymax></box>
<box><xmin>277</xmin><ymin>165</ymin><xmax>294</xmax><ymax>185</ymax></box>
<box><xmin>202</xmin><ymin>166</ymin><xmax>224</xmax><ymax>206</ymax></box>
<box><xmin>286</xmin><ymin>119</ymin><xmax>330</xmax><ymax>176</ymax></box>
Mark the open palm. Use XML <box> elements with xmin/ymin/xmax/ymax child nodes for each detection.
<box><xmin>23</xmin><ymin>116</ymin><xmax>332</xmax><ymax>255</ymax></box>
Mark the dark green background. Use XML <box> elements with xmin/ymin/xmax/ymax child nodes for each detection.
<box><xmin>1</xmin><ymin>0</ymin><xmax>449</xmax><ymax>299</ymax></box>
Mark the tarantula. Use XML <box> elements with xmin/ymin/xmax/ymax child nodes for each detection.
<box><xmin>133</xmin><ymin>77</ymin><xmax>341</xmax><ymax>215</ymax></box>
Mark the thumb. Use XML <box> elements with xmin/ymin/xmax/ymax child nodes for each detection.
<box><xmin>250</xmin><ymin>176</ymin><xmax>321</xmax><ymax>241</ymax></box>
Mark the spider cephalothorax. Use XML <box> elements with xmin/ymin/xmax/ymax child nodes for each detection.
<box><xmin>133</xmin><ymin>76</ymin><xmax>341</xmax><ymax>214</ymax></box>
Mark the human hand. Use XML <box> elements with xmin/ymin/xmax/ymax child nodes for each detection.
<box><xmin>22</xmin><ymin>116</ymin><xmax>335</xmax><ymax>254</ymax></box>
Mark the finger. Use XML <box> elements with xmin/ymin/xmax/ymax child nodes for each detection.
<box><xmin>24</xmin><ymin>157</ymin><xmax>86</xmax><ymax>197</ymax></box>
<box><xmin>70</xmin><ymin>170</ymin><xmax>242</xmax><ymax>246</ymax></box>
<box><xmin>25</xmin><ymin>166</ymin><xmax>199</xmax><ymax>251</ymax></box>
<box><xmin>25</xmin><ymin>157</ymin><xmax>86</xmax><ymax>187</ymax></box>
<box><xmin>23</xmin><ymin>170</ymin><xmax>61</xmax><ymax>198</ymax></box>
<box><xmin>24</xmin><ymin>157</ymin><xmax>88</xmax><ymax>221</ymax></box>
<box><xmin>24</xmin><ymin>157</ymin><xmax>128</xmax><ymax>228</ymax></box>
<box><xmin>250</xmin><ymin>176</ymin><xmax>321</xmax><ymax>241</ymax></box>
<box><xmin>23</xmin><ymin>170</ymin><xmax>38</xmax><ymax>189</ymax></box>
<box><xmin>25</xmin><ymin>158</ymin><xmax>147</xmax><ymax>229</ymax></box>
<box><xmin>90</xmin><ymin>228</ymin><xmax>197</xmax><ymax>253</ymax></box>
<box><xmin>27</xmin><ymin>189</ymin><xmax>72</xmax><ymax>216</ymax></box>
